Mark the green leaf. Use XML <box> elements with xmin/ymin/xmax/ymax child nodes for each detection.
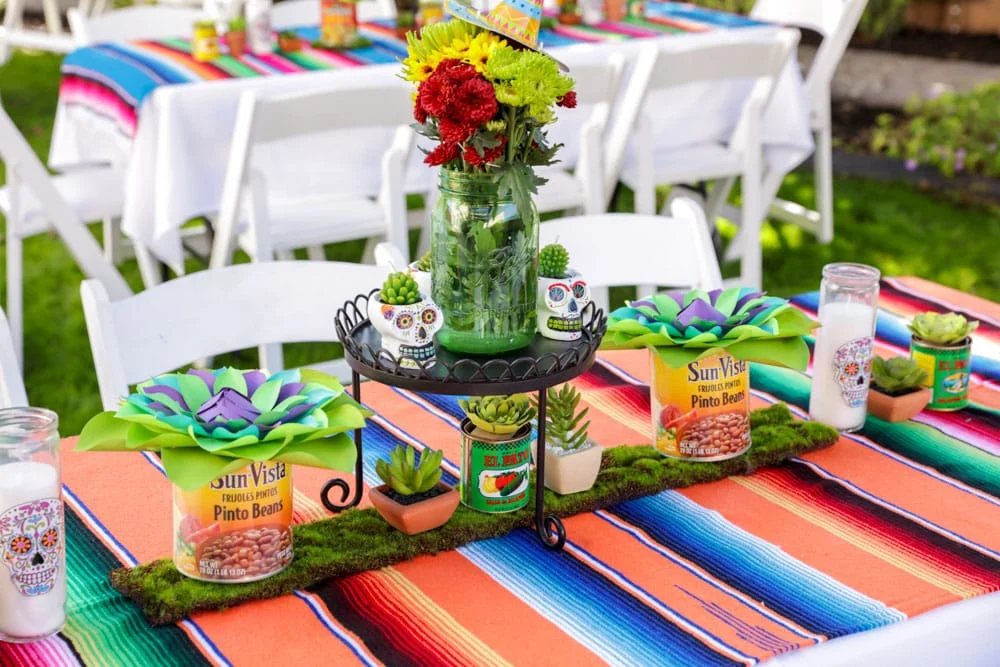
<box><xmin>213</xmin><ymin>368</ymin><xmax>247</xmax><ymax>395</ymax></box>
<box><xmin>726</xmin><ymin>337</ymin><xmax>812</xmax><ymax>370</ymax></box>
<box><xmin>216</xmin><ymin>439</ymin><xmax>287</xmax><ymax>461</ymax></box>
<box><xmin>250</xmin><ymin>377</ymin><xmax>283</xmax><ymax>413</ymax></box>
<box><xmin>77</xmin><ymin>412</ymin><xmax>129</xmax><ymax>451</ymax></box>
<box><xmin>125</xmin><ymin>424</ymin><xmax>195</xmax><ymax>450</ymax></box>
<box><xmin>162</xmin><ymin>448</ymin><xmax>250</xmax><ymax>492</ymax></box>
<box><xmin>176</xmin><ymin>373</ymin><xmax>212</xmax><ymax>412</ymax></box>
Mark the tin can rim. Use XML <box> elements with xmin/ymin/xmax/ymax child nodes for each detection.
<box><xmin>911</xmin><ymin>336</ymin><xmax>972</xmax><ymax>351</ymax></box>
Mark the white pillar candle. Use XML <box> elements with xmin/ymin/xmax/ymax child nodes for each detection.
<box><xmin>0</xmin><ymin>461</ymin><xmax>65</xmax><ymax>641</ymax></box>
<box><xmin>809</xmin><ymin>301</ymin><xmax>877</xmax><ymax>432</ymax></box>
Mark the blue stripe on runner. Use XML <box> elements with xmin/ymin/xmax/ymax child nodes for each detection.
<box><xmin>608</xmin><ymin>492</ymin><xmax>906</xmax><ymax>636</ymax></box>
<box><xmin>460</xmin><ymin>529</ymin><xmax>745</xmax><ymax>666</ymax></box>
<box><xmin>645</xmin><ymin>2</ymin><xmax>766</xmax><ymax>28</ymax></box>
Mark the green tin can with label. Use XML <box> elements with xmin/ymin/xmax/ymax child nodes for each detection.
<box><xmin>910</xmin><ymin>337</ymin><xmax>972</xmax><ymax>411</ymax></box>
<box><xmin>460</xmin><ymin>420</ymin><xmax>531</xmax><ymax>513</ymax></box>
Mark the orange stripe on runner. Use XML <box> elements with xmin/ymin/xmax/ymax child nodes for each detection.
<box><xmin>137</xmin><ymin>41</ymin><xmax>231</xmax><ymax>80</ymax></box>
<box><xmin>895</xmin><ymin>277</ymin><xmax>1000</xmax><ymax>322</ymax></box>
<box><xmin>679</xmin><ymin>479</ymin><xmax>960</xmax><ymax>617</ymax></box>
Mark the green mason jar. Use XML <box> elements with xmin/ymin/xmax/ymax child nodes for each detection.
<box><xmin>430</xmin><ymin>169</ymin><xmax>539</xmax><ymax>355</ymax></box>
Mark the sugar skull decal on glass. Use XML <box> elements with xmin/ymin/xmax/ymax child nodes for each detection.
<box><xmin>833</xmin><ymin>337</ymin><xmax>873</xmax><ymax>408</ymax></box>
<box><xmin>368</xmin><ymin>299</ymin><xmax>443</xmax><ymax>368</ymax></box>
<box><xmin>0</xmin><ymin>498</ymin><xmax>63</xmax><ymax>597</ymax></box>
<box><xmin>537</xmin><ymin>270</ymin><xmax>590</xmax><ymax>341</ymax></box>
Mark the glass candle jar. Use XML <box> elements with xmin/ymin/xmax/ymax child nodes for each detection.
<box><xmin>0</xmin><ymin>408</ymin><xmax>65</xmax><ymax>642</ymax></box>
<box><xmin>808</xmin><ymin>263</ymin><xmax>880</xmax><ymax>432</ymax></box>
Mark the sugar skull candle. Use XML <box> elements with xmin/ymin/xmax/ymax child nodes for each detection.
<box><xmin>368</xmin><ymin>297</ymin><xmax>443</xmax><ymax>368</ymax></box>
<box><xmin>0</xmin><ymin>408</ymin><xmax>65</xmax><ymax>642</ymax></box>
<box><xmin>537</xmin><ymin>271</ymin><xmax>591</xmax><ymax>341</ymax></box>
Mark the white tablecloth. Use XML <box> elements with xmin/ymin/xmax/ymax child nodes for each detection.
<box><xmin>50</xmin><ymin>26</ymin><xmax>814</xmax><ymax>272</ymax></box>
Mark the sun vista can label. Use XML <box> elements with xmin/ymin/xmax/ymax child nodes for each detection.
<box><xmin>459</xmin><ymin>420</ymin><xmax>531</xmax><ymax>513</ymax></box>
<box><xmin>910</xmin><ymin>337</ymin><xmax>972</xmax><ymax>411</ymax></box>
<box><xmin>173</xmin><ymin>461</ymin><xmax>293</xmax><ymax>582</ymax></box>
<box><xmin>651</xmin><ymin>349</ymin><xmax>751</xmax><ymax>461</ymax></box>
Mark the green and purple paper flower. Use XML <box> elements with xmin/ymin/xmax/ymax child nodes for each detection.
<box><xmin>601</xmin><ymin>287</ymin><xmax>818</xmax><ymax>369</ymax></box>
<box><xmin>78</xmin><ymin>368</ymin><xmax>371</xmax><ymax>491</ymax></box>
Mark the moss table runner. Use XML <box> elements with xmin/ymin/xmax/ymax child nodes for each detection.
<box><xmin>24</xmin><ymin>278</ymin><xmax>1000</xmax><ymax>666</ymax></box>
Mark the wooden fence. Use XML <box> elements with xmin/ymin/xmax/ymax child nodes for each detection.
<box><xmin>907</xmin><ymin>0</ymin><xmax>1000</xmax><ymax>34</ymax></box>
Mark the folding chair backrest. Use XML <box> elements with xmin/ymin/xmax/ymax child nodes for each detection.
<box><xmin>0</xmin><ymin>101</ymin><xmax>131</xmax><ymax>300</ymax></box>
<box><xmin>0</xmin><ymin>308</ymin><xmax>28</xmax><ymax>408</ymax></box>
<box><xmin>539</xmin><ymin>200</ymin><xmax>723</xmax><ymax>312</ymax></box>
<box><xmin>272</xmin><ymin>0</ymin><xmax>396</xmax><ymax>28</ymax></box>
<box><xmin>68</xmin><ymin>6</ymin><xmax>204</xmax><ymax>44</ymax></box>
<box><xmin>750</xmin><ymin>0</ymin><xmax>867</xmax><ymax>107</ymax></box>
<box><xmin>81</xmin><ymin>261</ymin><xmax>386</xmax><ymax>409</ymax></box>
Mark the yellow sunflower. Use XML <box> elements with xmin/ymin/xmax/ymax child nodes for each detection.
<box><xmin>401</xmin><ymin>51</ymin><xmax>444</xmax><ymax>83</ymax></box>
<box><xmin>463</xmin><ymin>32</ymin><xmax>506</xmax><ymax>73</ymax></box>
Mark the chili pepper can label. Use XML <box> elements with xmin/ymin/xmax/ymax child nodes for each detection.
<box><xmin>459</xmin><ymin>420</ymin><xmax>531</xmax><ymax>513</ymax></box>
<box><xmin>173</xmin><ymin>461</ymin><xmax>293</xmax><ymax>583</ymax></box>
<box><xmin>910</xmin><ymin>338</ymin><xmax>971</xmax><ymax>411</ymax></box>
<box><xmin>651</xmin><ymin>349</ymin><xmax>751</xmax><ymax>461</ymax></box>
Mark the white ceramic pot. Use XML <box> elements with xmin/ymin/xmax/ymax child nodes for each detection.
<box><xmin>530</xmin><ymin>439</ymin><xmax>602</xmax><ymax>495</ymax></box>
<box><xmin>367</xmin><ymin>295</ymin><xmax>442</xmax><ymax>368</ymax></box>
<box><xmin>537</xmin><ymin>269</ymin><xmax>591</xmax><ymax>341</ymax></box>
<box><xmin>406</xmin><ymin>262</ymin><xmax>432</xmax><ymax>300</ymax></box>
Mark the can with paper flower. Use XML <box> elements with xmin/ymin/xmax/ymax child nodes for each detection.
<box><xmin>602</xmin><ymin>288</ymin><xmax>818</xmax><ymax>461</ymax></box>
<box><xmin>78</xmin><ymin>368</ymin><xmax>371</xmax><ymax>582</ymax></box>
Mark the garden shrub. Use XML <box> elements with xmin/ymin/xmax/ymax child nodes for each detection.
<box><xmin>871</xmin><ymin>82</ymin><xmax>1000</xmax><ymax>178</ymax></box>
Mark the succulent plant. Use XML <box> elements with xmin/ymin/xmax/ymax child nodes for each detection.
<box><xmin>872</xmin><ymin>356</ymin><xmax>929</xmax><ymax>396</ymax></box>
<box><xmin>414</xmin><ymin>250</ymin><xmax>432</xmax><ymax>272</ymax></box>
<box><xmin>228</xmin><ymin>16</ymin><xmax>246</xmax><ymax>31</ymax></box>
<box><xmin>380</xmin><ymin>271</ymin><xmax>422</xmax><ymax>305</ymax></box>
<box><xmin>539</xmin><ymin>243</ymin><xmax>569</xmax><ymax>279</ymax></box>
<box><xmin>459</xmin><ymin>394</ymin><xmax>536</xmax><ymax>435</ymax></box>
<box><xmin>534</xmin><ymin>384</ymin><xmax>590</xmax><ymax>451</ymax></box>
<box><xmin>278</xmin><ymin>30</ymin><xmax>300</xmax><ymax>40</ymax></box>
<box><xmin>909</xmin><ymin>312</ymin><xmax>978</xmax><ymax>346</ymax></box>
<box><xmin>375</xmin><ymin>444</ymin><xmax>443</xmax><ymax>495</ymax></box>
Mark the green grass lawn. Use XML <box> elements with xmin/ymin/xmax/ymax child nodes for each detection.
<box><xmin>2</xmin><ymin>49</ymin><xmax>999</xmax><ymax>435</ymax></box>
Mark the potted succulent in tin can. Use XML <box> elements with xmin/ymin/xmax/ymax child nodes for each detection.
<box><xmin>867</xmin><ymin>356</ymin><xmax>931</xmax><ymax>422</ymax></box>
<box><xmin>531</xmin><ymin>384</ymin><xmax>600</xmax><ymax>495</ymax></box>
<box><xmin>225</xmin><ymin>16</ymin><xmax>247</xmax><ymax>57</ymax></box>
<box><xmin>396</xmin><ymin>9</ymin><xmax>417</xmax><ymax>39</ymax></box>
<box><xmin>278</xmin><ymin>30</ymin><xmax>303</xmax><ymax>52</ymax></box>
<box><xmin>537</xmin><ymin>243</ymin><xmax>590</xmax><ymax>342</ymax></box>
<box><xmin>908</xmin><ymin>312</ymin><xmax>978</xmax><ymax>411</ymax></box>
<box><xmin>368</xmin><ymin>271</ymin><xmax>442</xmax><ymax>369</ymax></box>
<box><xmin>457</xmin><ymin>395</ymin><xmax>535</xmax><ymax>513</ymax></box>
<box><xmin>558</xmin><ymin>0</ymin><xmax>582</xmax><ymax>24</ymax></box>
<box><xmin>370</xmin><ymin>444</ymin><xmax>458</xmax><ymax>534</ymax></box>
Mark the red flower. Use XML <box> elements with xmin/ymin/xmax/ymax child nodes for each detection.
<box><xmin>439</xmin><ymin>117</ymin><xmax>475</xmax><ymax>144</ymax></box>
<box><xmin>418</xmin><ymin>72</ymin><xmax>456</xmax><ymax>118</ymax></box>
<box><xmin>425</xmin><ymin>142</ymin><xmax>460</xmax><ymax>167</ymax></box>
<box><xmin>437</xmin><ymin>59</ymin><xmax>479</xmax><ymax>83</ymax></box>
<box><xmin>414</xmin><ymin>103</ymin><xmax>428</xmax><ymax>124</ymax></box>
<box><xmin>463</xmin><ymin>135</ymin><xmax>507</xmax><ymax>166</ymax></box>
<box><xmin>454</xmin><ymin>77</ymin><xmax>498</xmax><ymax>126</ymax></box>
<box><xmin>557</xmin><ymin>91</ymin><xmax>577</xmax><ymax>109</ymax></box>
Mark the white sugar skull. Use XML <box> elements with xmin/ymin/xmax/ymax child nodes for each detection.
<box><xmin>368</xmin><ymin>297</ymin><xmax>443</xmax><ymax>368</ymax></box>
<box><xmin>0</xmin><ymin>498</ymin><xmax>63</xmax><ymax>596</ymax></box>
<box><xmin>537</xmin><ymin>270</ymin><xmax>590</xmax><ymax>341</ymax></box>
<box><xmin>833</xmin><ymin>337</ymin><xmax>874</xmax><ymax>408</ymax></box>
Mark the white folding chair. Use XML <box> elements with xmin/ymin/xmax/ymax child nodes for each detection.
<box><xmin>534</xmin><ymin>52</ymin><xmax>625</xmax><ymax>217</ymax></box>
<box><xmin>67</xmin><ymin>5</ymin><xmax>203</xmax><ymax>45</ymax></box>
<box><xmin>209</xmin><ymin>82</ymin><xmax>413</xmax><ymax>276</ymax></box>
<box><xmin>0</xmin><ymin>307</ymin><xmax>28</xmax><ymax>408</ymax></box>
<box><xmin>538</xmin><ymin>199</ymin><xmax>723</xmax><ymax>314</ymax></box>
<box><xmin>272</xmin><ymin>0</ymin><xmax>396</xmax><ymax>28</ymax></box>
<box><xmin>0</xmin><ymin>0</ymin><xmax>75</xmax><ymax>65</ymax></box>
<box><xmin>0</xmin><ymin>99</ymin><xmax>132</xmax><ymax>365</ymax></box>
<box><xmin>608</xmin><ymin>31</ymin><xmax>799</xmax><ymax>289</ymax></box>
<box><xmin>750</xmin><ymin>0</ymin><xmax>868</xmax><ymax>243</ymax></box>
<box><xmin>81</xmin><ymin>261</ymin><xmax>386</xmax><ymax>410</ymax></box>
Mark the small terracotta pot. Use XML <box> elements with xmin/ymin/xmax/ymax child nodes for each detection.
<box><xmin>531</xmin><ymin>440</ymin><xmax>602</xmax><ymax>495</ymax></box>
<box><xmin>867</xmin><ymin>386</ymin><xmax>932</xmax><ymax>422</ymax></box>
<box><xmin>558</xmin><ymin>12</ymin><xmax>582</xmax><ymax>25</ymax></box>
<box><xmin>369</xmin><ymin>483</ymin><xmax>459</xmax><ymax>535</ymax></box>
<box><xmin>604</xmin><ymin>0</ymin><xmax>627</xmax><ymax>21</ymax></box>
<box><xmin>278</xmin><ymin>36</ymin><xmax>302</xmax><ymax>52</ymax></box>
<box><xmin>225</xmin><ymin>31</ymin><xmax>246</xmax><ymax>58</ymax></box>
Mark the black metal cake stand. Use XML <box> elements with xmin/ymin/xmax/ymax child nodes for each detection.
<box><xmin>322</xmin><ymin>290</ymin><xmax>607</xmax><ymax>550</ymax></box>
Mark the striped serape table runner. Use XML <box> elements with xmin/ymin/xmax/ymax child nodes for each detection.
<box><xmin>4</xmin><ymin>277</ymin><xmax>998</xmax><ymax>666</ymax></box>
<box><xmin>57</xmin><ymin>2</ymin><xmax>768</xmax><ymax>138</ymax></box>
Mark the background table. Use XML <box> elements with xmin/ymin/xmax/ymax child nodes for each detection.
<box><xmin>6</xmin><ymin>277</ymin><xmax>997</xmax><ymax>666</ymax></box>
<box><xmin>48</xmin><ymin>4</ymin><xmax>813</xmax><ymax>272</ymax></box>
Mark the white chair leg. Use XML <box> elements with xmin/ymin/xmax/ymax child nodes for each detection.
<box><xmin>134</xmin><ymin>241</ymin><xmax>164</xmax><ymax>288</ymax></box>
<box><xmin>41</xmin><ymin>0</ymin><xmax>61</xmax><ymax>34</ymax></box>
<box><xmin>6</xmin><ymin>231</ymin><xmax>23</xmax><ymax>366</ymax></box>
<box><xmin>275</xmin><ymin>249</ymin><xmax>294</xmax><ymax>261</ymax></box>
<box><xmin>814</xmin><ymin>125</ymin><xmax>834</xmax><ymax>244</ymax></box>
<box><xmin>0</xmin><ymin>0</ymin><xmax>25</xmax><ymax>64</ymax></box>
<box><xmin>740</xmin><ymin>173</ymin><xmax>763</xmax><ymax>291</ymax></box>
<box><xmin>361</xmin><ymin>236</ymin><xmax>381</xmax><ymax>264</ymax></box>
<box><xmin>259</xmin><ymin>343</ymin><xmax>284</xmax><ymax>373</ymax></box>
<box><xmin>306</xmin><ymin>245</ymin><xmax>326</xmax><ymax>261</ymax></box>
<box><xmin>103</xmin><ymin>216</ymin><xmax>123</xmax><ymax>265</ymax></box>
